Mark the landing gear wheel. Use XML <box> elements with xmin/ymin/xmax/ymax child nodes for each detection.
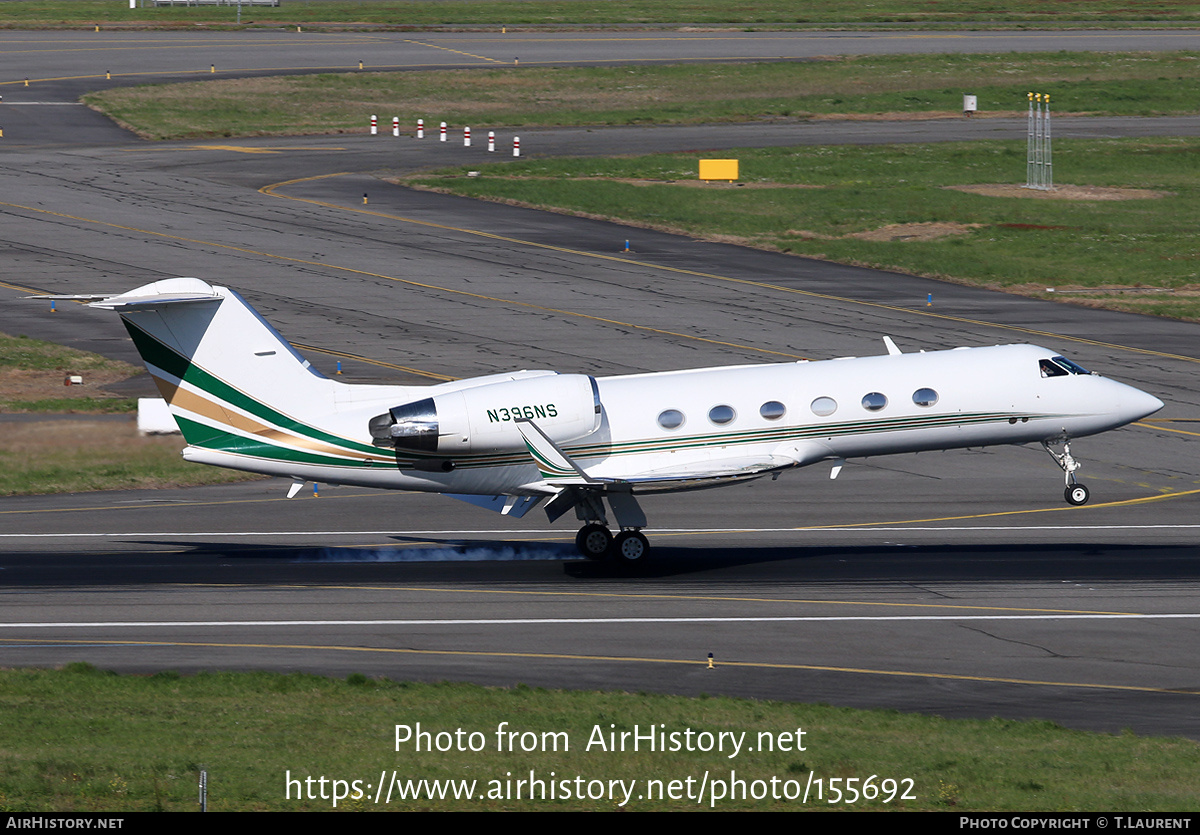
<box><xmin>575</xmin><ymin>524</ymin><xmax>613</xmax><ymax>560</ymax></box>
<box><xmin>1065</xmin><ymin>484</ymin><xmax>1090</xmax><ymax>506</ymax></box>
<box><xmin>613</xmin><ymin>530</ymin><xmax>650</xmax><ymax>564</ymax></box>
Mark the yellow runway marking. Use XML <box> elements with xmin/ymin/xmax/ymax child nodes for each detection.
<box><xmin>0</xmin><ymin>61</ymin><xmax>495</xmax><ymax>87</ymax></box>
<box><xmin>291</xmin><ymin>342</ymin><xmax>455</xmax><ymax>381</ymax></box>
<box><xmin>645</xmin><ymin>487</ymin><xmax>1200</xmax><ymax>537</ymax></box>
<box><xmin>190</xmin><ymin>144</ymin><xmax>282</xmax><ymax>154</ymax></box>
<box><xmin>1136</xmin><ymin>419</ymin><xmax>1200</xmax><ymax>439</ymax></box>
<box><xmin>793</xmin><ymin>487</ymin><xmax>1200</xmax><ymax>528</ymax></box>
<box><xmin>5</xmin><ymin>637</ymin><xmax>1191</xmax><ymax>697</ymax></box>
<box><xmin>261</xmin><ymin>174</ymin><xmax>1200</xmax><ymax>366</ymax></box>
<box><xmin>403</xmin><ymin>39</ymin><xmax>504</xmax><ymax>64</ymax></box>
<box><xmin>177</xmin><ymin>582</ymin><xmax>1140</xmax><ymax>617</ymax></box>
<box><xmin>0</xmin><ymin>278</ymin><xmax>42</xmax><ymax>295</ymax></box>
<box><xmin>0</xmin><ymin>38</ymin><xmax>380</xmax><ymax>53</ymax></box>
<box><xmin>187</xmin><ymin>145</ymin><xmax>347</xmax><ymax>154</ymax></box>
<box><xmin>0</xmin><ymin>279</ymin><xmax>444</xmax><ymax>379</ymax></box>
<box><xmin>0</xmin><ymin>193</ymin><xmax>806</xmax><ymax>361</ymax></box>
<box><xmin>0</xmin><ymin>490</ymin><xmax>386</xmax><ymax>516</ymax></box>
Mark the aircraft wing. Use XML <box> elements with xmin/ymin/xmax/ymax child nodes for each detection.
<box><xmin>615</xmin><ymin>447</ymin><xmax>831</xmax><ymax>492</ymax></box>
<box><xmin>516</xmin><ymin>417</ymin><xmax>832</xmax><ymax>490</ymax></box>
<box><xmin>619</xmin><ymin>455</ymin><xmax>798</xmax><ymax>484</ymax></box>
<box><xmin>445</xmin><ymin>493</ymin><xmax>544</xmax><ymax>518</ymax></box>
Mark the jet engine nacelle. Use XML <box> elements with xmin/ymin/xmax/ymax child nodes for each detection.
<box><xmin>369</xmin><ymin>373</ymin><xmax>601</xmax><ymax>454</ymax></box>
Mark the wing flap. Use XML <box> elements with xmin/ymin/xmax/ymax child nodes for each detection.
<box><xmin>445</xmin><ymin>493</ymin><xmax>544</xmax><ymax>519</ymax></box>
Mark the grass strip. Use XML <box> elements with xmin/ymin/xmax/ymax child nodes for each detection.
<box><xmin>84</xmin><ymin>53</ymin><xmax>1200</xmax><ymax>140</ymax></box>
<box><xmin>0</xmin><ymin>332</ymin><xmax>260</xmax><ymax>494</ymax></box>
<box><xmin>0</xmin><ymin>419</ymin><xmax>261</xmax><ymax>495</ymax></box>
<box><xmin>400</xmin><ymin>136</ymin><xmax>1200</xmax><ymax>322</ymax></box>
<box><xmin>4</xmin><ymin>0</ymin><xmax>1200</xmax><ymax>29</ymax></box>
<box><xmin>0</xmin><ymin>332</ymin><xmax>139</xmax><ymax>414</ymax></box>
<box><xmin>0</xmin><ymin>665</ymin><xmax>1196</xmax><ymax>811</ymax></box>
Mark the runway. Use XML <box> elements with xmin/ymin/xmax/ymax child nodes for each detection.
<box><xmin>1</xmin><ymin>28</ymin><xmax>1199</xmax><ymax>739</ymax></box>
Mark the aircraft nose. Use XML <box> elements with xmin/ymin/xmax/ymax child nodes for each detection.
<box><xmin>1121</xmin><ymin>385</ymin><xmax>1164</xmax><ymax>424</ymax></box>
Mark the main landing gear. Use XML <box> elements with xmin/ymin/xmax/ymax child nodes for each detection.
<box><xmin>558</xmin><ymin>488</ymin><xmax>651</xmax><ymax>563</ymax></box>
<box><xmin>575</xmin><ymin>523</ymin><xmax>650</xmax><ymax>563</ymax></box>
<box><xmin>1042</xmin><ymin>439</ymin><xmax>1090</xmax><ymax>506</ymax></box>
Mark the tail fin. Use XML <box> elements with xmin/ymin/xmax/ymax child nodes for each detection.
<box><xmin>92</xmin><ymin>278</ymin><xmax>338</xmax><ymax>451</ymax></box>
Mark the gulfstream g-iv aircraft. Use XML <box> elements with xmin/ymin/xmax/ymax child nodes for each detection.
<box><xmin>42</xmin><ymin>278</ymin><xmax>1163</xmax><ymax>563</ymax></box>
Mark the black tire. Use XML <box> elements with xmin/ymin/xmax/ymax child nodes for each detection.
<box><xmin>613</xmin><ymin>530</ymin><xmax>650</xmax><ymax>563</ymax></box>
<box><xmin>1065</xmin><ymin>484</ymin><xmax>1090</xmax><ymax>506</ymax></box>
<box><xmin>575</xmin><ymin>524</ymin><xmax>613</xmax><ymax>560</ymax></box>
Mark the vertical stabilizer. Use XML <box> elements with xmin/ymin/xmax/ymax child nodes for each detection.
<box><xmin>91</xmin><ymin>278</ymin><xmax>338</xmax><ymax>452</ymax></box>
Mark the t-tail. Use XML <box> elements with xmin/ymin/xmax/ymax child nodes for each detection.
<box><xmin>82</xmin><ymin>278</ymin><xmax>412</xmax><ymax>479</ymax></box>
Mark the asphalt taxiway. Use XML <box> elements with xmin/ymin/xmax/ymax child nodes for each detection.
<box><xmin>2</xmin><ymin>29</ymin><xmax>1199</xmax><ymax>739</ymax></box>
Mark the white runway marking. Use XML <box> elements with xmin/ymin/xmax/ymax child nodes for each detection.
<box><xmin>3</xmin><ymin>614</ymin><xmax>1199</xmax><ymax>629</ymax></box>
<box><xmin>5</xmin><ymin>523</ymin><xmax>1200</xmax><ymax>538</ymax></box>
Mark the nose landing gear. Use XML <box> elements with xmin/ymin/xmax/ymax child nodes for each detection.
<box><xmin>1043</xmin><ymin>439</ymin><xmax>1090</xmax><ymax>506</ymax></box>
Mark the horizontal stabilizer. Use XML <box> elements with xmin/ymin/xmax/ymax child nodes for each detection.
<box><xmin>28</xmin><ymin>278</ymin><xmax>222</xmax><ymax>310</ymax></box>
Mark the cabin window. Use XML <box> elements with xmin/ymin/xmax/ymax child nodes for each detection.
<box><xmin>760</xmin><ymin>401</ymin><xmax>786</xmax><ymax>421</ymax></box>
<box><xmin>657</xmin><ymin>409</ymin><xmax>685</xmax><ymax>430</ymax></box>
<box><xmin>861</xmin><ymin>392</ymin><xmax>888</xmax><ymax>412</ymax></box>
<box><xmin>1039</xmin><ymin>358</ymin><xmax>1069</xmax><ymax>378</ymax></box>
<box><xmin>811</xmin><ymin>396</ymin><xmax>837</xmax><ymax>417</ymax></box>
<box><xmin>912</xmin><ymin>388</ymin><xmax>939</xmax><ymax>407</ymax></box>
<box><xmin>709</xmin><ymin>405</ymin><xmax>736</xmax><ymax>425</ymax></box>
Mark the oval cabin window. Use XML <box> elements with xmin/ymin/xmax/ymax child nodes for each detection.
<box><xmin>760</xmin><ymin>401</ymin><xmax>786</xmax><ymax>420</ymax></box>
<box><xmin>657</xmin><ymin>409</ymin><xmax>685</xmax><ymax>430</ymax></box>
<box><xmin>861</xmin><ymin>392</ymin><xmax>888</xmax><ymax>412</ymax></box>
<box><xmin>811</xmin><ymin>397</ymin><xmax>837</xmax><ymax>417</ymax></box>
<box><xmin>912</xmin><ymin>388</ymin><xmax>939</xmax><ymax>407</ymax></box>
<box><xmin>709</xmin><ymin>405</ymin><xmax>736</xmax><ymax>425</ymax></box>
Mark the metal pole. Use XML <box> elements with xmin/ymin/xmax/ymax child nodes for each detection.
<box><xmin>1026</xmin><ymin>92</ymin><xmax>1035</xmax><ymax>188</ymax></box>
<box><xmin>1035</xmin><ymin>93</ymin><xmax>1044</xmax><ymax>189</ymax></box>
<box><xmin>1044</xmin><ymin>94</ymin><xmax>1052</xmax><ymax>190</ymax></box>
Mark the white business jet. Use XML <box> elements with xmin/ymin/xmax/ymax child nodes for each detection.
<box><xmin>43</xmin><ymin>278</ymin><xmax>1163</xmax><ymax>563</ymax></box>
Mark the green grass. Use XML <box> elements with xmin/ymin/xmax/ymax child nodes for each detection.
<box><xmin>1</xmin><ymin>666</ymin><xmax>1197</xmax><ymax>811</ymax></box>
<box><xmin>0</xmin><ymin>332</ymin><xmax>261</xmax><ymax>495</ymax></box>
<box><xmin>400</xmin><ymin>136</ymin><xmax>1200</xmax><ymax>321</ymax></box>
<box><xmin>0</xmin><ymin>332</ymin><xmax>137</xmax><ymax>376</ymax></box>
<box><xmin>83</xmin><ymin>53</ymin><xmax>1200</xmax><ymax>140</ymax></box>
<box><xmin>5</xmin><ymin>397</ymin><xmax>138</xmax><ymax>413</ymax></box>
<box><xmin>0</xmin><ymin>332</ymin><xmax>139</xmax><ymax>414</ymax></box>
<box><xmin>0</xmin><ymin>419</ymin><xmax>262</xmax><ymax>496</ymax></box>
<box><xmin>5</xmin><ymin>0</ymin><xmax>1200</xmax><ymax>29</ymax></box>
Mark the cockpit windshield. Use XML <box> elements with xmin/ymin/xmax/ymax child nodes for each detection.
<box><xmin>1053</xmin><ymin>356</ymin><xmax>1091</xmax><ymax>375</ymax></box>
<box><xmin>1040</xmin><ymin>356</ymin><xmax>1092</xmax><ymax>378</ymax></box>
